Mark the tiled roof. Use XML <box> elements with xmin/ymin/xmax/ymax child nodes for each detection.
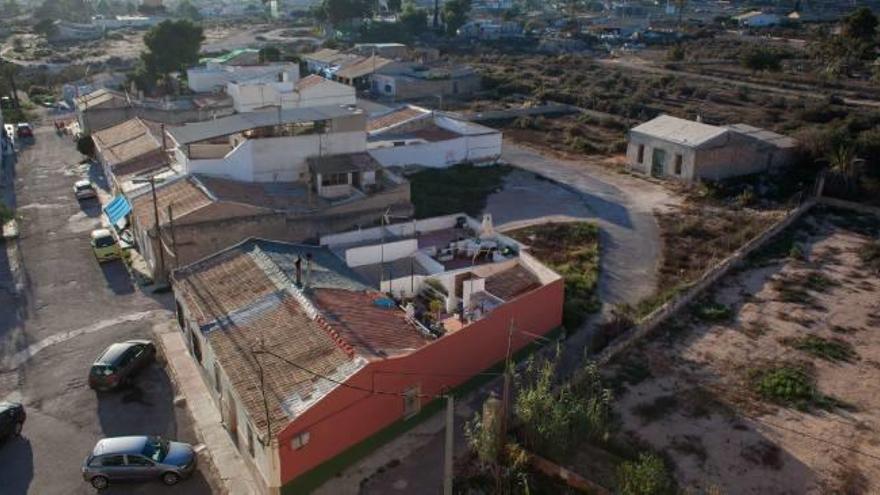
<box><xmin>305</xmin><ymin>48</ymin><xmax>343</xmax><ymax>63</ymax></box>
<box><xmin>312</xmin><ymin>288</ymin><xmax>431</xmax><ymax>357</ymax></box>
<box><xmin>485</xmin><ymin>264</ymin><xmax>541</xmax><ymax>301</ymax></box>
<box><xmin>367</xmin><ymin>106</ymin><xmax>429</xmax><ymax>132</ymax></box>
<box><xmin>335</xmin><ymin>56</ymin><xmax>394</xmax><ymax>80</ymax></box>
<box><xmin>92</xmin><ymin>118</ymin><xmax>164</xmax><ymax>168</ymax></box>
<box><xmin>296</xmin><ymin>74</ymin><xmax>332</xmax><ymax>90</ymax></box>
<box><xmin>130</xmin><ymin>176</ymin><xmax>214</xmax><ymax>229</ymax></box>
<box><xmin>111</xmin><ymin>149</ymin><xmax>170</xmax><ymax>181</ymax></box>
<box><xmin>75</xmin><ymin>88</ymin><xmax>129</xmax><ymax>110</ymax></box>
<box><xmin>194</xmin><ymin>174</ymin><xmax>328</xmax><ymax>212</ymax></box>
<box><xmin>173</xmin><ymin>239</ymin><xmax>428</xmax><ymax>438</ymax></box>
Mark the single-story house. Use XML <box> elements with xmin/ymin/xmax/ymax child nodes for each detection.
<box><xmin>370</xmin><ymin>63</ymin><xmax>481</xmax><ymax>100</ymax></box>
<box><xmin>366</xmin><ymin>105</ymin><xmax>502</xmax><ymax>168</ymax></box>
<box><xmin>91</xmin><ymin>117</ymin><xmax>170</xmax><ymax>192</ymax></box>
<box><xmin>626</xmin><ymin>115</ymin><xmax>797</xmax><ymax>181</ymax></box>
<box><xmin>171</xmin><ymin>214</ymin><xmax>563</xmax><ymax>493</ymax></box>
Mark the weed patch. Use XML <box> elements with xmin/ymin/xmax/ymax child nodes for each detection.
<box><xmin>781</xmin><ymin>335</ymin><xmax>857</xmax><ymax>363</ymax></box>
<box><xmin>748</xmin><ymin>364</ymin><xmax>847</xmax><ymax>411</ymax></box>
<box><xmin>408</xmin><ymin>163</ymin><xmax>512</xmax><ymax>218</ymax></box>
<box><xmin>691</xmin><ymin>300</ymin><xmax>733</xmax><ymax>322</ymax></box>
<box><xmin>508</xmin><ymin>222</ymin><xmax>600</xmax><ymax>329</ymax></box>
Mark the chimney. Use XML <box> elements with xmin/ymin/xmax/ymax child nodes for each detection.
<box><xmin>305</xmin><ymin>253</ymin><xmax>313</xmax><ymax>289</ymax></box>
<box><xmin>160</xmin><ymin>123</ymin><xmax>167</xmax><ymax>151</ymax></box>
<box><xmin>294</xmin><ymin>256</ymin><xmax>302</xmax><ymax>286</ymax></box>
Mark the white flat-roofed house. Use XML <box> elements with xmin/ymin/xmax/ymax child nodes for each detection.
<box><xmin>626</xmin><ymin>115</ymin><xmax>797</xmax><ymax>181</ymax></box>
<box><xmin>167</xmin><ymin>105</ymin><xmax>368</xmax><ymax>183</ymax></box>
<box><xmin>227</xmin><ymin>75</ymin><xmax>356</xmax><ymax>113</ymax></box>
<box><xmin>366</xmin><ymin>105</ymin><xmax>502</xmax><ymax>168</ymax></box>
<box><xmin>187</xmin><ymin>60</ymin><xmax>300</xmax><ymax>94</ymax></box>
<box><xmin>734</xmin><ymin>11</ymin><xmax>781</xmax><ymax>27</ymax></box>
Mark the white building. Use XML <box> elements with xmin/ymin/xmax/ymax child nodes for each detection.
<box><xmin>187</xmin><ymin>59</ymin><xmax>300</xmax><ymax>94</ymax></box>
<box><xmin>626</xmin><ymin>115</ymin><xmax>797</xmax><ymax>181</ymax></box>
<box><xmin>367</xmin><ymin>105</ymin><xmax>502</xmax><ymax>168</ymax></box>
<box><xmin>227</xmin><ymin>74</ymin><xmax>356</xmax><ymax>113</ymax></box>
<box><xmin>93</xmin><ymin>15</ymin><xmax>161</xmax><ymax>30</ymax></box>
<box><xmin>734</xmin><ymin>11</ymin><xmax>781</xmax><ymax>27</ymax></box>
<box><xmin>167</xmin><ymin>105</ymin><xmax>367</xmax><ymax>183</ymax></box>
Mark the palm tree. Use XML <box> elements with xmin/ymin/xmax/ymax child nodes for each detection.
<box><xmin>826</xmin><ymin>143</ymin><xmax>864</xmax><ymax>197</ymax></box>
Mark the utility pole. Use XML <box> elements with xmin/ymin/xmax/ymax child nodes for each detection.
<box><xmin>150</xmin><ymin>178</ymin><xmax>165</xmax><ymax>281</ymax></box>
<box><xmin>443</xmin><ymin>393</ymin><xmax>454</xmax><ymax>495</ymax></box>
<box><xmin>133</xmin><ymin>175</ymin><xmax>167</xmax><ymax>283</ymax></box>
<box><xmin>499</xmin><ymin>319</ymin><xmax>514</xmax><ymax>453</ymax></box>
<box><xmin>167</xmin><ymin>203</ymin><xmax>178</xmax><ymax>269</ymax></box>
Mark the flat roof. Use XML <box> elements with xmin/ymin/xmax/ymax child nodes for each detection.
<box><xmin>168</xmin><ymin>105</ymin><xmax>362</xmax><ymax>145</ymax></box>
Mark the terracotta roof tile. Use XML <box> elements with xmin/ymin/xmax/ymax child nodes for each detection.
<box><xmin>130</xmin><ymin>176</ymin><xmax>213</xmax><ymax>229</ymax></box>
<box><xmin>92</xmin><ymin>118</ymin><xmax>163</xmax><ymax>168</ymax></box>
<box><xmin>173</xmin><ymin>240</ymin><xmax>426</xmax><ymax>439</ymax></box>
<box><xmin>312</xmin><ymin>288</ymin><xmax>431</xmax><ymax>357</ymax></box>
<box><xmin>367</xmin><ymin>106</ymin><xmax>429</xmax><ymax>132</ymax></box>
<box><xmin>485</xmin><ymin>264</ymin><xmax>541</xmax><ymax>300</ymax></box>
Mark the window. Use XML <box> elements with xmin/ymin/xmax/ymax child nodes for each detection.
<box><xmin>246</xmin><ymin>424</ymin><xmax>255</xmax><ymax>457</ymax></box>
<box><xmin>384</xmin><ymin>84</ymin><xmax>392</xmax><ymax>94</ymax></box>
<box><xmin>126</xmin><ymin>456</ymin><xmax>154</xmax><ymax>467</ymax></box>
<box><xmin>99</xmin><ymin>455</ymin><xmax>125</xmax><ymax>467</ymax></box>
<box><xmin>393</xmin><ymin>141</ymin><xmax>406</xmax><ymax>147</ymax></box>
<box><xmin>674</xmin><ymin>154</ymin><xmax>683</xmax><ymax>175</ymax></box>
<box><xmin>321</xmin><ymin>173</ymin><xmax>348</xmax><ymax>187</ymax></box>
<box><xmin>403</xmin><ymin>386</ymin><xmax>421</xmax><ymax>418</ymax></box>
<box><xmin>291</xmin><ymin>431</ymin><xmax>310</xmax><ymax>450</ymax></box>
<box><xmin>637</xmin><ymin>144</ymin><xmax>645</xmax><ymax>164</ymax></box>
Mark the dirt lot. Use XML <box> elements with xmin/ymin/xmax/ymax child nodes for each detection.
<box><xmin>607</xmin><ymin>207</ymin><xmax>880</xmax><ymax>494</ymax></box>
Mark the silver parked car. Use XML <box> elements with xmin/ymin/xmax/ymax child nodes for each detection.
<box><xmin>82</xmin><ymin>436</ymin><xmax>197</xmax><ymax>490</ymax></box>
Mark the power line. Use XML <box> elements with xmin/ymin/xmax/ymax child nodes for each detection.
<box><xmin>252</xmin><ymin>348</ymin><xmax>439</xmax><ymax>400</ymax></box>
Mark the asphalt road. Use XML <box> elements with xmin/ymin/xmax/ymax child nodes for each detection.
<box><xmin>0</xmin><ymin>122</ymin><xmax>214</xmax><ymax>495</ymax></box>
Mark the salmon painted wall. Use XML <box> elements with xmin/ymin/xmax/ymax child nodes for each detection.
<box><xmin>275</xmin><ymin>278</ymin><xmax>564</xmax><ymax>484</ymax></box>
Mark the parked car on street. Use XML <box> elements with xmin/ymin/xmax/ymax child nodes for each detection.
<box><xmin>74</xmin><ymin>180</ymin><xmax>98</xmax><ymax>200</ymax></box>
<box><xmin>89</xmin><ymin>228</ymin><xmax>121</xmax><ymax>262</ymax></box>
<box><xmin>82</xmin><ymin>436</ymin><xmax>197</xmax><ymax>490</ymax></box>
<box><xmin>88</xmin><ymin>340</ymin><xmax>156</xmax><ymax>391</ymax></box>
<box><xmin>0</xmin><ymin>402</ymin><xmax>26</xmax><ymax>442</ymax></box>
<box><xmin>16</xmin><ymin>123</ymin><xmax>33</xmax><ymax>139</ymax></box>
<box><xmin>3</xmin><ymin>124</ymin><xmax>14</xmax><ymax>147</ymax></box>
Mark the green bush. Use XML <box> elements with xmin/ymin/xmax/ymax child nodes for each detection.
<box><xmin>749</xmin><ymin>365</ymin><xmax>817</xmax><ymax>410</ymax></box>
<box><xmin>692</xmin><ymin>301</ymin><xmax>733</xmax><ymax>322</ymax></box>
<box><xmin>616</xmin><ymin>453</ymin><xmax>674</xmax><ymax>495</ymax></box>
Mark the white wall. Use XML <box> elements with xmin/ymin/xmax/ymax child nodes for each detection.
<box><xmin>345</xmin><ymin>238</ymin><xmax>418</xmax><ymax>267</ymax></box>
<box><xmin>320</xmin><ymin>213</ymin><xmax>464</xmax><ymax>247</ymax></box>
<box><xmin>186</xmin><ymin>139</ymin><xmax>254</xmax><ymax>182</ymax></box>
<box><xmin>188</xmin><ymin>64</ymin><xmax>300</xmax><ymax>93</ymax></box>
<box><xmin>368</xmin><ymin>133</ymin><xmax>502</xmax><ymax>168</ymax></box>
<box><xmin>185</xmin><ymin>130</ymin><xmax>365</xmax><ymax>183</ymax></box>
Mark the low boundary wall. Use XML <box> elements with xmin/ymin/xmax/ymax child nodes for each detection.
<box><xmin>596</xmin><ymin>198</ymin><xmax>817</xmax><ymax>366</ymax></box>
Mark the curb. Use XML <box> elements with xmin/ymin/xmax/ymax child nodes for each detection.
<box><xmin>152</xmin><ymin>323</ymin><xmax>230</xmax><ymax>495</ymax></box>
